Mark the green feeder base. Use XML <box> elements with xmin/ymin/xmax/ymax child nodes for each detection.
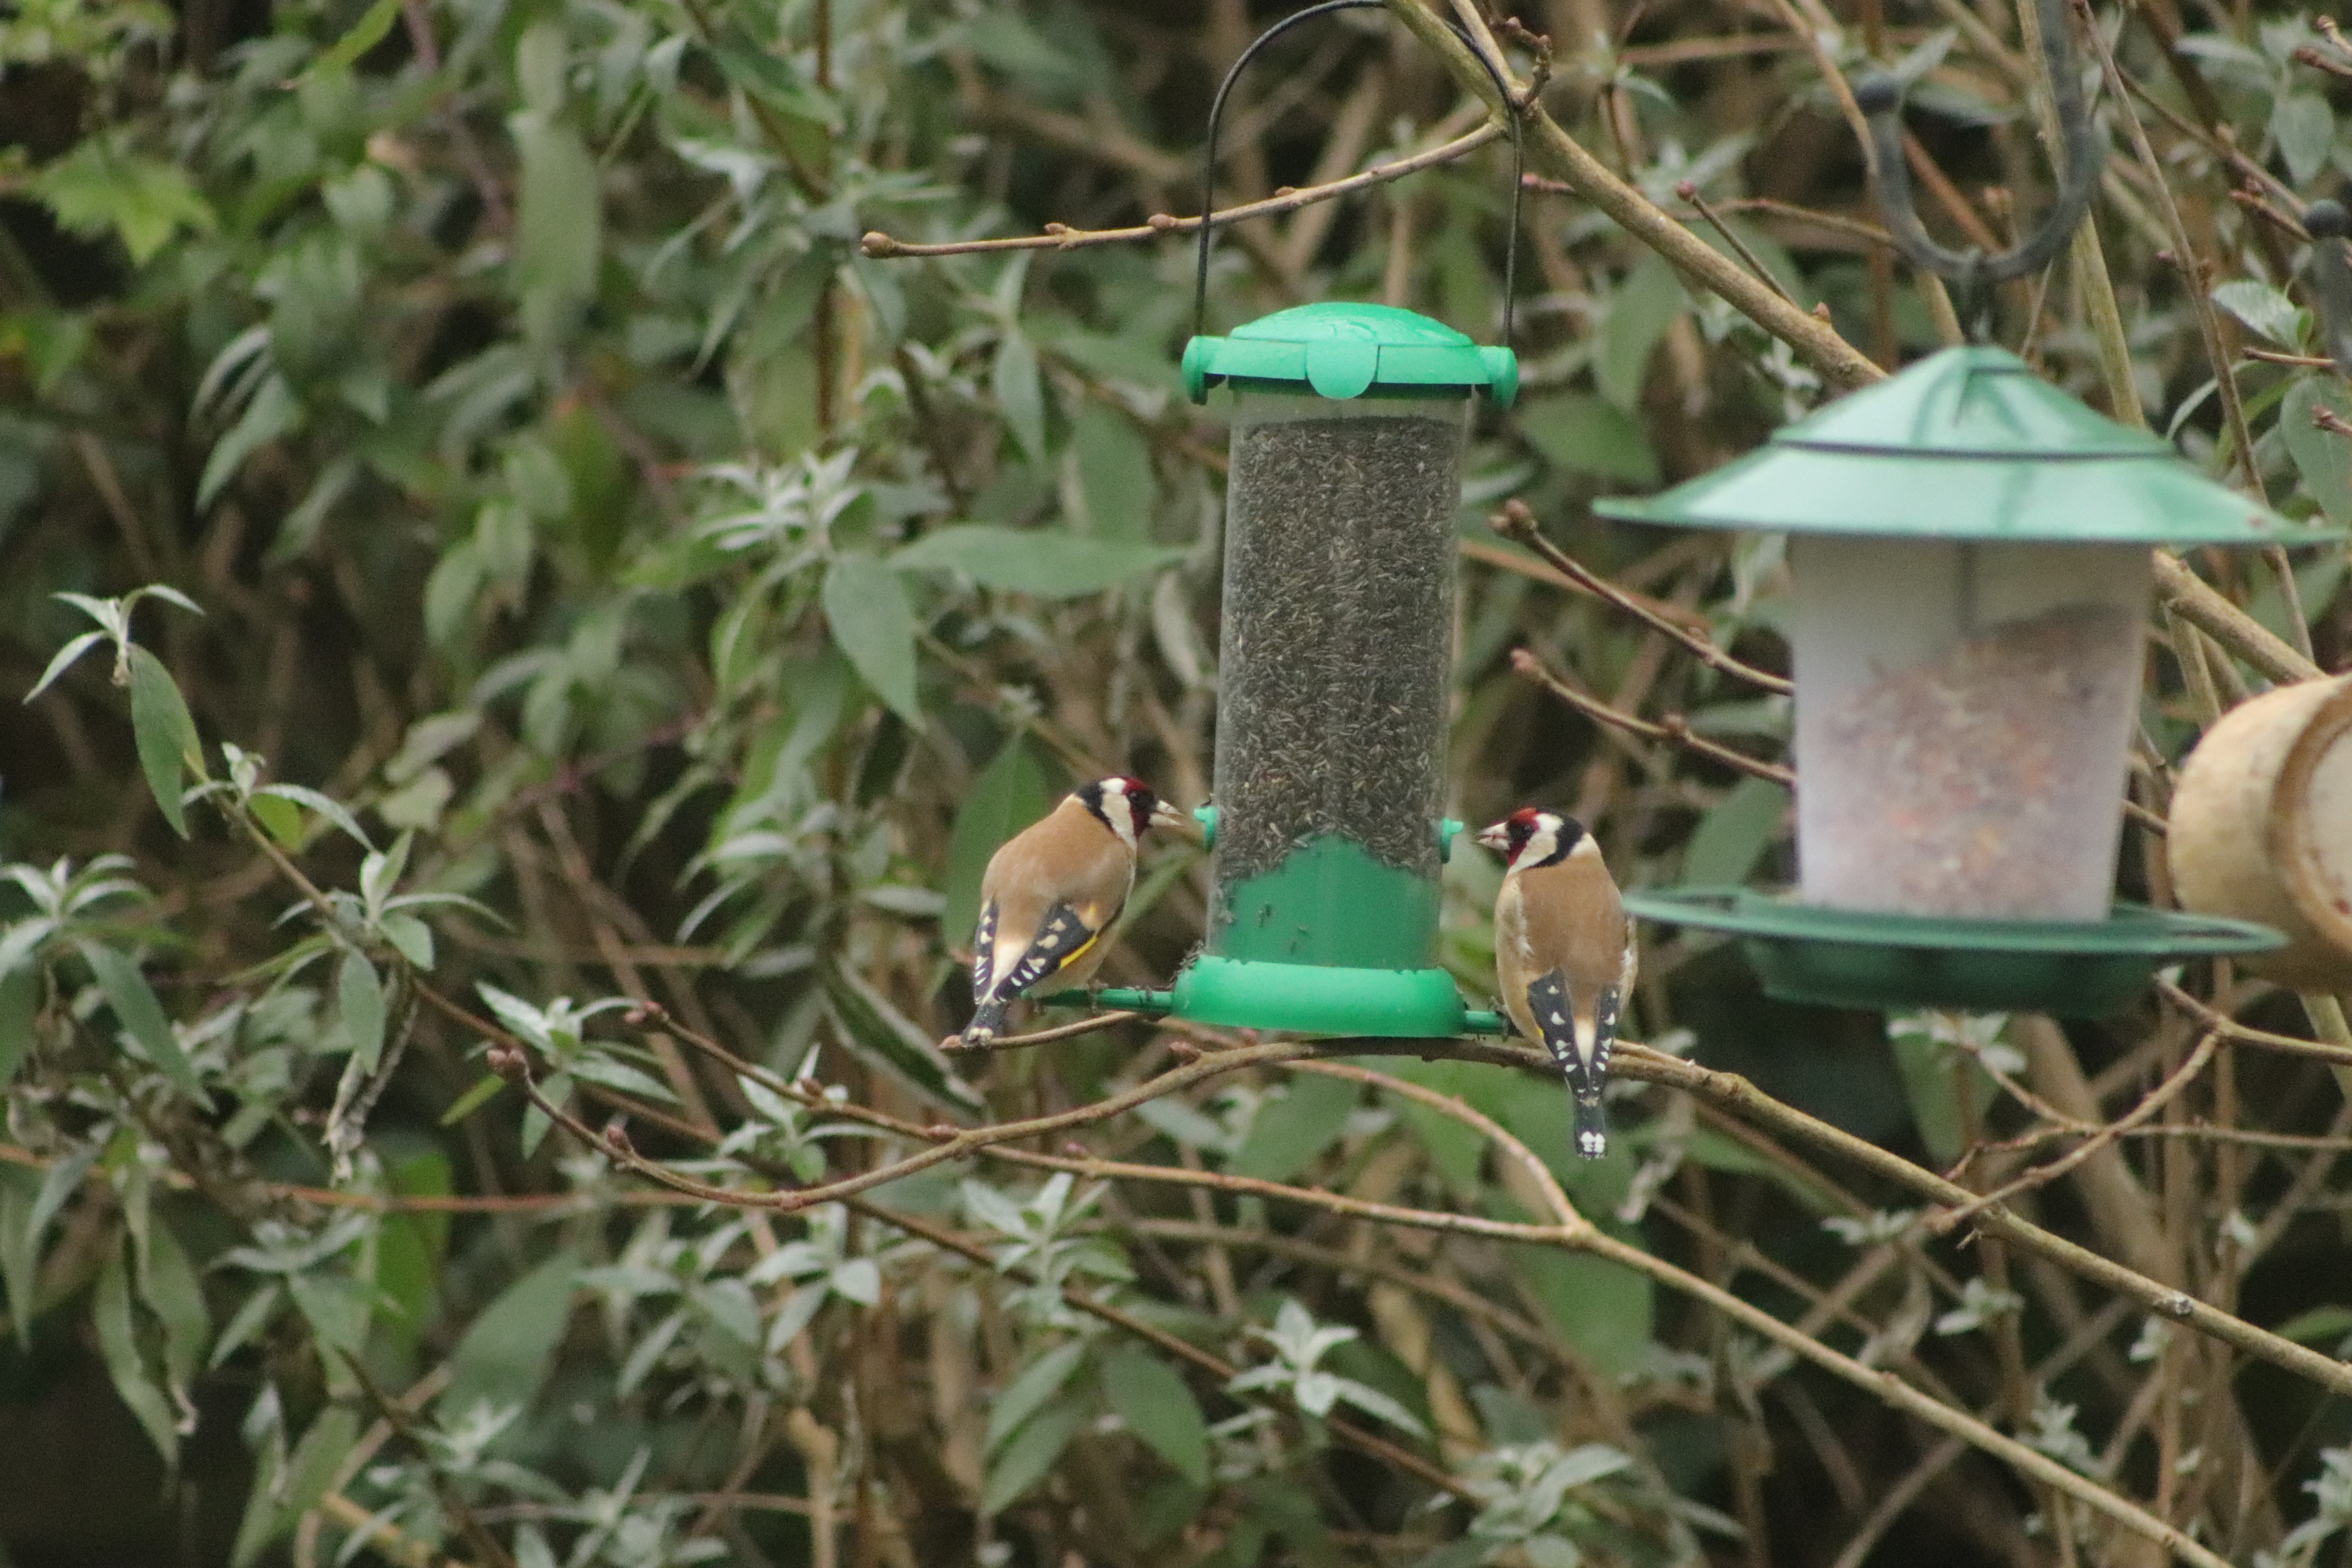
<box><xmin>1041</xmin><ymin>964</ymin><xmax>1508</xmax><ymax>1039</ymax></box>
<box><xmin>1625</xmin><ymin>887</ymin><xmax>2283</xmax><ymax>1016</ymax></box>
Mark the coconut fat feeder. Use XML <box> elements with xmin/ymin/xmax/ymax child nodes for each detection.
<box><xmin>2168</xmin><ymin>676</ymin><xmax>2352</xmax><ymax>993</ymax></box>
<box><xmin>1065</xmin><ymin>0</ymin><xmax>1522</xmax><ymax>1038</ymax></box>
<box><xmin>1601</xmin><ymin>0</ymin><xmax>2334</xmax><ymax>1013</ymax></box>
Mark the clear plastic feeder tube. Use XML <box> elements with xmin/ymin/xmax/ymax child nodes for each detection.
<box><xmin>1789</xmin><ymin>535</ymin><xmax>2153</xmax><ymax>921</ymax></box>
<box><xmin>1209</xmin><ymin>391</ymin><xmax>1467</xmax><ymax>967</ymax></box>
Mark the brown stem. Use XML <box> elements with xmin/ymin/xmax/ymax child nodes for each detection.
<box><xmin>1511</xmin><ymin>648</ymin><xmax>1793</xmax><ymax>786</ymax></box>
<box><xmin>860</xmin><ymin>125</ymin><xmax>1503</xmax><ymax>259</ymax></box>
<box><xmin>1493</xmin><ymin>502</ymin><xmax>1792</xmax><ymax>694</ymax></box>
<box><xmin>1382</xmin><ymin>0</ymin><xmax>1882</xmax><ymax>391</ymax></box>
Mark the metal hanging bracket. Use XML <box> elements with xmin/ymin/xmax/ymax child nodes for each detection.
<box><xmin>1852</xmin><ymin>0</ymin><xmax>2100</xmax><ymax>302</ymax></box>
<box><xmin>1190</xmin><ymin>0</ymin><xmax>1526</xmax><ymax>351</ymax></box>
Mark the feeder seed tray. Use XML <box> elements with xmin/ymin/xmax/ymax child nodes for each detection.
<box><xmin>1626</xmin><ymin>887</ymin><xmax>2283</xmax><ymax>1015</ymax></box>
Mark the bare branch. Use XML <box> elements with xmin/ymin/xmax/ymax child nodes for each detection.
<box><xmin>860</xmin><ymin>123</ymin><xmax>1503</xmax><ymax>260</ymax></box>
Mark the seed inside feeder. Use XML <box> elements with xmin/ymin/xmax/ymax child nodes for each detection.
<box><xmin>1790</xmin><ymin>536</ymin><xmax>2153</xmax><ymax>921</ymax></box>
<box><xmin>1211</xmin><ymin>399</ymin><xmax>1463</xmax><ymax>920</ymax></box>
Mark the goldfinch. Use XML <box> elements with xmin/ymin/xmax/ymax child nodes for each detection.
<box><xmin>964</xmin><ymin>777</ymin><xmax>1181</xmax><ymax>1045</ymax></box>
<box><xmin>1479</xmin><ymin>809</ymin><xmax>1637</xmax><ymax>1159</ymax></box>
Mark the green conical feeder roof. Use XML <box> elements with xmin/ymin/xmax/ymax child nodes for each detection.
<box><xmin>1596</xmin><ymin>346</ymin><xmax>2340</xmax><ymax>545</ymax></box>
<box><xmin>1184</xmin><ymin>301</ymin><xmax>1518</xmax><ymax>407</ymax></box>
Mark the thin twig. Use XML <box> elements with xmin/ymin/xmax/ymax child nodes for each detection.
<box><xmin>1383</xmin><ymin>0</ymin><xmax>1882</xmax><ymax>391</ymax></box>
<box><xmin>2151</xmin><ymin>552</ymin><xmax>2321</xmax><ymax>686</ymax></box>
<box><xmin>1675</xmin><ymin>181</ymin><xmax>1795</xmax><ymax>304</ymax></box>
<box><xmin>939</xmin><ymin>1010</ymin><xmax>1142</xmax><ymax>1054</ymax></box>
<box><xmin>1607</xmin><ymin>1042</ymin><xmax>2352</xmax><ymax>1399</ymax></box>
<box><xmin>2079</xmin><ymin>0</ymin><xmax>2261</xmax><ymax>500</ymax></box>
<box><xmin>1930</xmin><ymin>1031</ymin><xmax>2220</xmax><ymax>1234</ymax></box>
<box><xmin>1493</xmin><ymin>502</ymin><xmax>1793</xmax><ymax>695</ymax></box>
<box><xmin>2159</xmin><ymin>979</ymin><xmax>2352</xmax><ymax>1067</ymax></box>
<box><xmin>860</xmin><ymin>124</ymin><xmax>1503</xmax><ymax>259</ymax></box>
<box><xmin>1512</xmin><ymin>648</ymin><xmax>1793</xmax><ymax>786</ymax></box>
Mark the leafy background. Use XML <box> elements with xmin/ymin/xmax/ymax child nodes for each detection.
<box><xmin>0</xmin><ymin>1</ymin><xmax>2347</xmax><ymax>1567</ymax></box>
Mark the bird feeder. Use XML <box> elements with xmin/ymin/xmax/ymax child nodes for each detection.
<box><xmin>2168</xmin><ymin>675</ymin><xmax>2352</xmax><ymax>993</ymax></box>
<box><xmin>1600</xmin><ymin>345</ymin><xmax>2326</xmax><ymax>1013</ymax></box>
<box><xmin>1161</xmin><ymin>305</ymin><xmax>1515</xmax><ymax>1035</ymax></box>
<box><xmin>1590</xmin><ymin>0</ymin><xmax>2341</xmax><ymax>1014</ymax></box>
<box><xmin>1060</xmin><ymin>0</ymin><xmax>1523</xmax><ymax>1038</ymax></box>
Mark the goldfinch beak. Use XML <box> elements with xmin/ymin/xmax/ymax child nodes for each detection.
<box><xmin>1149</xmin><ymin>801</ymin><xmax>1189</xmax><ymax>831</ymax></box>
<box><xmin>1475</xmin><ymin>822</ymin><xmax>1510</xmax><ymax>851</ymax></box>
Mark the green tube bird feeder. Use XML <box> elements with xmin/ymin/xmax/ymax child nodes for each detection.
<box><xmin>1599</xmin><ymin>345</ymin><xmax>2333</xmax><ymax>1013</ymax></box>
<box><xmin>1069</xmin><ymin>0</ymin><xmax>1523</xmax><ymax>1038</ymax></box>
<box><xmin>1161</xmin><ymin>303</ymin><xmax>1515</xmax><ymax>1036</ymax></box>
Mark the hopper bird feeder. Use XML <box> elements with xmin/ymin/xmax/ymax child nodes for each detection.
<box><xmin>1065</xmin><ymin>0</ymin><xmax>1522</xmax><ymax>1037</ymax></box>
<box><xmin>1599</xmin><ymin>0</ymin><xmax>2333</xmax><ymax>1013</ymax></box>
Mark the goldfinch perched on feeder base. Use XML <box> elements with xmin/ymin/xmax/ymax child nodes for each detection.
<box><xmin>964</xmin><ymin>777</ymin><xmax>1182</xmax><ymax>1046</ymax></box>
<box><xmin>1479</xmin><ymin>809</ymin><xmax>1637</xmax><ymax>1160</ymax></box>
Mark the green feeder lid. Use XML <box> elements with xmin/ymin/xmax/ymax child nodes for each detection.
<box><xmin>1184</xmin><ymin>301</ymin><xmax>1519</xmax><ymax>408</ymax></box>
<box><xmin>1596</xmin><ymin>346</ymin><xmax>2341</xmax><ymax>546</ymax></box>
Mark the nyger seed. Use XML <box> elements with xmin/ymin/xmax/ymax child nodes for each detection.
<box><xmin>1211</xmin><ymin>408</ymin><xmax>1463</xmax><ymax>913</ymax></box>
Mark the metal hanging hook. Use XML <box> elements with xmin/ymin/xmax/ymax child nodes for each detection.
<box><xmin>1851</xmin><ymin>0</ymin><xmax>2100</xmax><ymax>299</ymax></box>
<box><xmin>1190</xmin><ymin>0</ymin><xmax>1527</xmax><ymax>349</ymax></box>
<box><xmin>2306</xmin><ymin>199</ymin><xmax>2352</xmax><ymax>376</ymax></box>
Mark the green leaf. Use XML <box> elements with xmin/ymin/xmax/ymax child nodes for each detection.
<box><xmin>309</xmin><ymin>0</ymin><xmax>401</xmax><ymax>76</ymax></box>
<box><xmin>1071</xmin><ymin>401</ymin><xmax>1155</xmax><ymax>540</ymax></box>
<box><xmin>377</xmin><ymin>1151</ymin><xmax>452</xmax><ymax>1342</ymax></box>
<box><xmin>1888</xmin><ymin>1020</ymin><xmax>1998</xmax><ymax>1167</ymax></box>
<box><xmin>2211</xmin><ymin>279</ymin><xmax>2305</xmax><ymax>350</ymax></box>
<box><xmin>135</xmin><ymin>1217</ymin><xmax>211</xmax><ymax>1390</ymax></box>
<box><xmin>0</xmin><ymin>1169</ymin><xmax>38</xmax><ymax>1346</ymax></box>
<box><xmin>1518</xmin><ymin>392</ymin><xmax>1661</xmax><ymax>487</ymax></box>
<box><xmin>1231</xmin><ymin>1073</ymin><xmax>1358</xmax><ymax>1181</ymax></box>
<box><xmin>29</xmin><ymin>137</ymin><xmax>216</xmax><ymax>266</ymax></box>
<box><xmin>942</xmin><ymin>735</ymin><xmax>1056</xmax><ymax>942</ymax></box>
<box><xmin>1513</xmin><ymin>1243</ymin><xmax>1652</xmax><ymax>1378</ymax></box>
<box><xmin>0</xmin><ymin>967</ymin><xmax>35</xmax><ymax>1089</ymax></box>
<box><xmin>127</xmin><ymin>646</ymin><xmax>203</xmax><ymax>837</ymax></box>
<box><xmin>2283</xmin><ymin>375</ymin><xmax>2352</xmax><ymax>528</ymax></box>
<box><xmin>822</xmin><ymin>962</ymin><xmax>984</xmax><ymax>1117</ymax></box>
<box><xmin>513</xmin><ymin>116</ymin><xmax>601</xmax><ymax>345</ymax></box>
<box><xmin>231</xmin><ymin>1404</ymin><xmax>359</xmax><ymax>1568</ymax></box>
<box><xmin>2272</xmin><ymin>93</ymin><xmax>2336</xmax><ymax>187</ymax></box>
<box><xmin>248</xmin><ymin>791</ymin><xmax>304</xmax><ymax>849</ymax></box>
<box><xmin>981</xmin><ymin>1402</ymin><xmax>1082</xmax><ymax>1516</ymax></box>
<box><xmin>1682</xmin><ymin>777</ymin><xmax>1789</xmax><ymax>886</ymax></box>
<box><xmin>2275</xmin><ymin>1304</ymin><xmax>2352</xmax><ymax>1345</ymax></box>
<box><xmin>78</xmin><ymin>940</ymin><xmax>208</xmax><ymax>1107</ymax></box>
<box><xmin>993</xmin><ymin>333</ymin><xmax>1046</xmax><ymax>463</ymax></box>
<box><xmin>1102</xmin><ymin>1349</ymin><xmax>1209</xmax><ymax>1485</ymax></box>
<box><xmin>1598</xmin><ymin>254</ymin><xmax>1685</xmax><ymax>411</ymax></box>
<box><xmin>336</xmin><ymin>948</ymin><xmax>386</xmax><ymax>1072</ymax></box>
<box><xmin>440</xmin><ymin>1251</ymin><xmax>578</xmax><ymax>1420</ymax></box>
<box><xmin>440</xmin><ymin>1072</ymin><xmax>506</xmax><ymax>1126</ymax></box>
<box><xmin>200</xmin><ymin>373</ymin><xmax>301</xmax><ymax>510</ymax></box>
<box><xmin>710</xmin><ymin>35</ymin><xmax>842</xmax><ymax>126</ymax></box>
<box><xmin>987</xmin><ymin>1339</ymin><xmax>1089</xmax><ymax>1453</ymax></box>
<box><xmin>25</xmin><ymin>629</ymin><xmax>105</xmax><ymax>702</ymax></box>
<box><xmin>822</xmin><ymin>553</ymin><xmax>922</xmax><ymax>722</ymax></box>
<box><xmin>892</xmin><ymin>526</ymin><xmax>1185</xmax><ymax>598</ymax></box>
<box><xmin>95</xmin><ymin>1241</ymin><xmax>179</xmax><ymax>1466</ymax></box>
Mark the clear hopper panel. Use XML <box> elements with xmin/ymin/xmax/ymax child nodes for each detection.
<box><xmin>1790</xmin><ymin>535</ymin><xmax>2153</xmax><ymax>921</ymax></box>
<box><xmin>1210</xmin><ymin>393</ymin><xmax>1466</xmax><ymax>935</ymax></box>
